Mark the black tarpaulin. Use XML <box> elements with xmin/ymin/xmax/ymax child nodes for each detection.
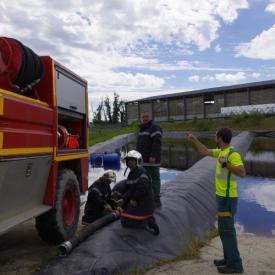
<box><xmin>39</xmin><ymin>132</ymin><xmax>254</xmax><ymax>275</ymax></box>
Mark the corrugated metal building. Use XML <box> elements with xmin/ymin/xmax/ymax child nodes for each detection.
<box><xmin>125</xmin><ymin>80</ymin><xmax>275</xmax><ymax>124</ymax></box>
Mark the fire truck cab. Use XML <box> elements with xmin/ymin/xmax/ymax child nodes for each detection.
<box><xmin>0</xmin><ymin>37</ymin><xmax>89</xmax><ymax>244</ymax></box>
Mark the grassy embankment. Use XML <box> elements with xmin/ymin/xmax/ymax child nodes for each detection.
<box><xmin>129</xmin><ymin>228</ymin><xmax>219</xmax><ymax>275</ymax></box>
<box><xmin>89</xmin><ymin>115</ymin><xmax>275</xmax><ymax>146</ymax></box>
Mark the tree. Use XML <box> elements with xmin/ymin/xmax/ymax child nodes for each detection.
<box><xmin>93</xmin><ymin>100</ymin><xmax>103</xmax><ymax>123</ymax></box>
<box><xmin>93</xmin><ymin>93</ymin><xmax>126</xmax><ymax>123</ymax></box>
<box><xmin>112</xmin><ymin>92</ymin><xmax>120</xmax><ymax>123</ymax></box>
<box><xmin>104</xmin><ymin>96</ymin><xmax>112</xmax><ymax>123</ymax></box>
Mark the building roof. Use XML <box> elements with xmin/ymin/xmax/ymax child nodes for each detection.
<box><xmin>126</xmin><ymin>79</ymin><xmax>275</xmax><ymax>104</ymax></box>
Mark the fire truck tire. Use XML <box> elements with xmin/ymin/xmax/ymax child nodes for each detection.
<box><xmin>35</xmin><ymin>169</ymin><xmax>80</xmax><ymax>244</ymax></box>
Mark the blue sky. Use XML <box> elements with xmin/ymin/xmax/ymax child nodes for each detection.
<box><xmin>0</xmin><ymin>0</ymin><xmax>275</xmax><ymax>117</ymax></box>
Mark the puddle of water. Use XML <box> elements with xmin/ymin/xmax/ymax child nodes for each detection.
<box><xmin>87</xmin><ymin>137</ymin><xmax>275</xmax><ymax>237</ymax></box>
<box><xmin>236</xmin><ymin>176</ymin><xmax>275</xmax><ymax>237</ymax></box>
<box><xmin>245</xmin><ymin>151</ymin><xmax>275</xmax><ymax>162</ymax></box>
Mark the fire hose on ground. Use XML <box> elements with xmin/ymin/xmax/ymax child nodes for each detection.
<box><xmin>58</xmin><ymin>210</ymin><xmax>121</xmax><ymax>257</ymax></box>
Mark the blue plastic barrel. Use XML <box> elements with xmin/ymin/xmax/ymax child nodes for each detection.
<box><xmin>103</xmin><ymin>153</ymin><xmax>121</xmax><ymax>170</ymax></box>
<box><xmin>90</xmin><ymin>154</ymin><xmax>103</xmax><ymax>168</ymax></box>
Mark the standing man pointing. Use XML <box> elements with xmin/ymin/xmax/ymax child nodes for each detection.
<box><xmin>137</xmin><ymin>112</ymin><xmax>162</xmax><ymax>207</ymax></box>
<box><xmin>188</xmin><ymin>128</ymin><xmax>245</xmax><ymax>274</ymax></box>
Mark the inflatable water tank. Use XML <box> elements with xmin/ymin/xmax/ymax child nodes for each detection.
<box><xmin>90</xmin><ymin>154</ymin><xmax>103</xmax><ymax>168</ymax></box>
<box><xmin>103</xmin><ymin>153</ymin><xmax>121</xmax><ymax>170</ymax></box>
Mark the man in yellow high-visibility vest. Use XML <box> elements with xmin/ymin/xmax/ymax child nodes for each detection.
<box><xmin>188</xmin><ymin>128</ymin><xmax>246</xmax><ymax>274</ymax></box>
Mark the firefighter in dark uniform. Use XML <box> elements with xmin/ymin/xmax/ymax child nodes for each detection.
<box><xmin>82</xmin><ymin>170</ymin><xmax>116</xmax><ymax>224</ymax></box>
<box><xmin>136</xmin><ymin>112</ymin><xmax>162</xmax><ymax>207</ymax></box>
<box><xmin>188</xmin><ymin>128</ymin><xmax>245</xmax><ymax>274</ymax></box>
<box><xmin>115</xmin><ymin>150</ymin><xmax>159</xmax><ymax>235</ymax></box>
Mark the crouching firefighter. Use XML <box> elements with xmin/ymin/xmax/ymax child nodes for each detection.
<box><xmin>115</xmin><ymin>150</ymin><xmax>159</xmax><ymax>235</ymax></box>
<box><xmin>82</xmin><ymin>171</ymin><xmax>116</xmax><ymax>224</ymax></box>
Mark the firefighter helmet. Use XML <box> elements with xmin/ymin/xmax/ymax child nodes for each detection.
<box><xmin>102</xmin><ymin>170</ymin><xmax>116</xmax><ymax>183</ymax></box>
<box><xmin>124</xmin><ymin>150</ymin><xmax>142</xmax><ymax>166</ymax></box>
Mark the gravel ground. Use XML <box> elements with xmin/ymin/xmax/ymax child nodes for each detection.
<box><xmin>1</xmin><ymin>220</ymin><xmax>275</xmax><ymax>275</ymax></box>
<box><xmin>0</xmin><ymin>219</ymin><xmax>56</xmax><ymax>275</ymax></box>
<box><xmin>145</xmin><ymin>235</ymin><xmax>275</xmax><ymax>275</ymax></box>
<box><xmin>0</xmin><ymin>207</ymin><xmax>86</xmax><ymax>275</ymax></box>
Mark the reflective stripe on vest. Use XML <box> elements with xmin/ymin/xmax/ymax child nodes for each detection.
<box><xmin>217</xmin><ymin>211</ymin><xmax>232</xmax><ymax>217</ymax></box>
<box><xmin>216</xmin><ymin>148</ymin><xmax>238</xmax><ymax>198</ymax></box>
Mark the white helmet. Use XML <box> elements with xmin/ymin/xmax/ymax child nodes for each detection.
<box><xmin>124</xmin><ymin>150</ymin><xmax>142</xmax><ymax>166</ymax></box>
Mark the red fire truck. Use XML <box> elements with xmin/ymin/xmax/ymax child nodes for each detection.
<box><xmin>0</xmin><ymin>37</ymin><xmax>89</xmax><ymax>244</ymax></box>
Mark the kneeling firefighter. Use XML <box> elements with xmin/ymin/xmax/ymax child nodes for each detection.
<box><xmin>115</xmin><ymin>150</ymin><xmax>159</xmax><ymax>235</ymax></box>
<box><xmin>82</xmin><ymin>170</ymin><xmax>116</xmax><ymax>224</ymax></box>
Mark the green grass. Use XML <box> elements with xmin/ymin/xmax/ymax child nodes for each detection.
<box><xmin>89</xmin><ymin>125</ymin><xmax>136</xmax><ymax>146</ymax></box>
<box><xmin>129</xmin><ymin>228</ymin><xmax>219</xmax><ymax>275</ymax></box>
<box><xmin>89</xmin><ymin>116</ymin><xmax>275</xmax><ymax>146</ymax></box>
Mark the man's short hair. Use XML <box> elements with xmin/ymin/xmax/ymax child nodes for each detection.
<box><xmin>216</xmin><ymin>128</ymin><xmax>232</xmax><ymax>144</ymax></box>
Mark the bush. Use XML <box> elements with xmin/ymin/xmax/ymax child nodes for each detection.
<box><xmin>195</xmin><ymin>120</ymin><xmax>211</xmax><ymax>131</ymax></box>
<box><xmin>249</xmin><ymin>111</ymin><xmax>265</xmax><ymax>124</ymax></box>
<box><xmin>131</xmin><ymin>120</ymin><xmax>140</xmax><ymax>130</ymax></box>
<box><xmin>192</xmin><ymin>116</ymin><xmax>198</xmax><ymax>125</ymax></box>
<box><xmin>232</xmin><ymin>114</ymin><xmax>245</xmax><ymax>124</ymax></box>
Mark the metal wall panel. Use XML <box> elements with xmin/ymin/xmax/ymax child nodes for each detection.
<box><xmin>250</xmin><ymin>88</ymin><xmax>275</xmax><ymax>104</ymax></box>
<box><xmin>140</xmin><ymin>103</ymin><xmax>152</xmax><ymax>120</ymax></box>
<box><xmin>126</xmin><ymin>84</ymin><xmax>275</xmax><ymax>124</ymax></box>
<box><xmin>186</xmin><ymin>96</ymin><xmax>203</xmax><ymax>119</ymax></box>
<box><xmin>168</xmin><ymin>99</ymin><xmax>184</xmax><ymax>120</ymax></box>
<box><xmin>126</xmin><ymin>103</ymin><xmax>138</xmax><ymax>124</ymax></box>
<box><xmin>225</xmin><ymin>91</ymin><xmax>249</xmax><ymax>107</ymax></box>
<box><xmin>205</xmin><ymin>94</ymin><xmax>224</xmax><ymax>118</ymax></box>
<box><xmin>153</xmin><ymin>101</ymin><xmax>168</xmax><ymax>122</ymax></box>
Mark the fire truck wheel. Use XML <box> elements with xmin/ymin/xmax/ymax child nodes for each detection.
<box><xmin>35</xmin><ymin>169</ymin><xmax>80</xmax><ymax>244</ymax></box>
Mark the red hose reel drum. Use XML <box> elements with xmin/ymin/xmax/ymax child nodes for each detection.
<box><xmin>0</xmin><ymin>37</ymin><xmax>23</xmax><ymax>81</ymax></box>
<box><xmin>58</xmin><ymin>125</ymin><xmax>79</xmax><ymax>149</ymax></box>
<box><xmin>0</xmin><ymin>37</ymin><xmax>44</xmax><ymax>93</ymax></box>
<box><xmin>58</xmin><ymin>125</ymin><xmax>69</xmax><ymax>149</ymax></box>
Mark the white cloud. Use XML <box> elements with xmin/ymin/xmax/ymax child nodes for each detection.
<box><xmin>215</xmin><ymin>0</ymin><xmax>249</xmax><ymax>23</ymax></box>
<box><xmin>214</xmin><ymin>44</ymin><xmax>222</xmax><ymax>53</ymax></box>
<box><xmin>0</xmin><ymin>0</ymin><xmax>249</xmax><ymax>61</ymax></box>
<box><xmin>202</xmin><ymin>74</ymin><xmax>216</xmax><ymax>81</ymax></box>
<box><xmin>243</xmin><ymin>181</ymin><xmax>275</xmax><ymax>212</ymax></box>
<box><xmin>235</xmin><ymin>25</ymin><xmax>275</xmax><ymax>60</ymax></box>
<box><xmin>201</xmin><ymin>72</ymin><xmax>246</xmax><ymax>82</ymax></box>
<box><xmin>0</xmin><ymin>0</ymin><xmax>249</xmax><ymax>117</ymax></box>
<box><xmin>189</xmin><ymin>75</ymin><xmax>200</xmax><ymax>81</ymax></box>
<box><xmin>215</xmin><ymin>72</ymin><xmax>246</xmax><ymax>81</ymax></box>
<box><xmin>265</xmin><ymin>0</ymin><xmax>275</xmax><ymax>14</ymax></box>
<box><xmin>251</xmin><ymin>72</ymin><xmax>261</xmax><ymax>78</ymax></box>
<box><xmin>133</xmin><ymin>59</ymin><xmax>245</xmax><ymax>72</ymax></box>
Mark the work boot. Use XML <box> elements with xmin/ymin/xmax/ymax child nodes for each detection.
<box><xmin>217</xmin><ymin>266</ymin><xmax>244</xmax><ymax>274</ymax></box>
<box><xmin>146</xmin><ymin>217</ymin><xmax>160</xmax><ymax>236</ymax></box>
<box><xmin>214</xmin><ymin>259</ymin><xmax>226</xmax><ymax>267</ymax></box>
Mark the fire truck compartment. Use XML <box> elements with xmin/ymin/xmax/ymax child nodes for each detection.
<box><xmin>0</xmin><ymin>156</ymin><xmax>52</xmax><ymax>234</ymax></box>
